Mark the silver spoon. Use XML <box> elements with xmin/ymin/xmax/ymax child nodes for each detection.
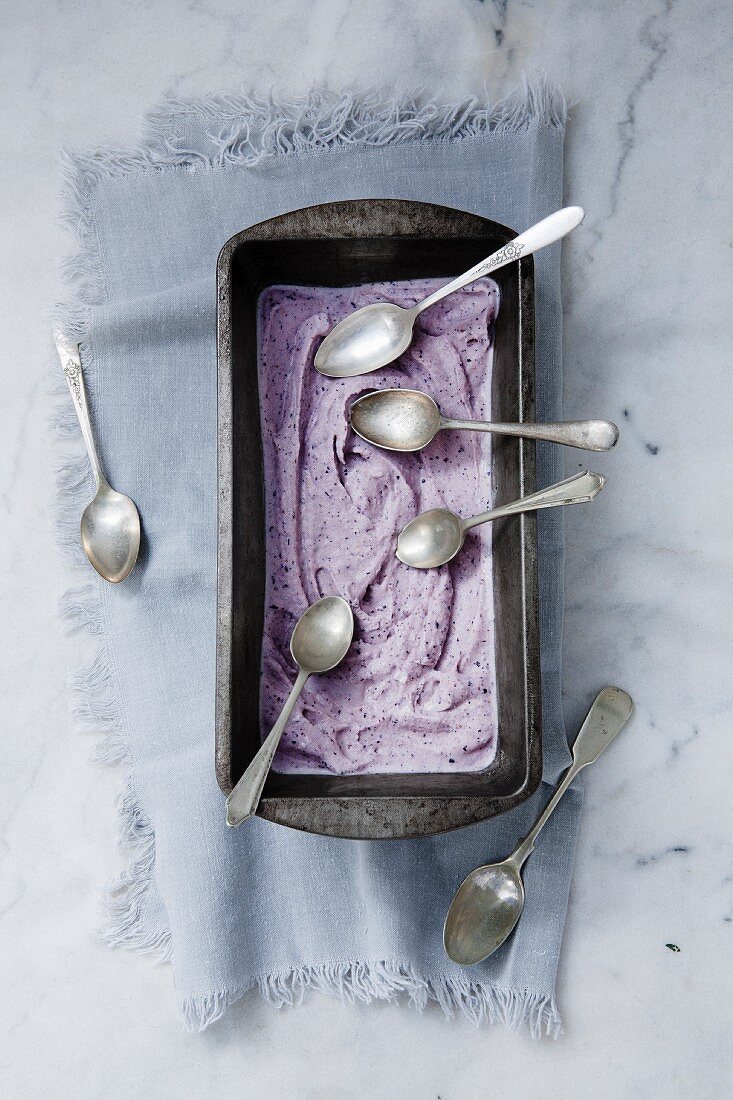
<box><xmin>350</xmin><ymin>388</ymin><xmax>619</xmax><ymax>453</ymax></box>
<box><xmin>54</xmin><ymin>332</ymin><xmax>140</xmax><ymax>584</ymax></box>
<box><xmin>314</xmin><ymin>206</ymin><xmax>585</xmax><ymax>378</ymax></box>
<box><xmin>226</xmin><ymin>595</ymin><xmax>354</xmax><ymax>827</ymax></box>
<box><xmin>396</xmin><ymin>470</ymin><xmax>605</xmax><ymax>570</ymax></box>
<box><xmin>444</xmin><ymin>686</ymin><xmax>634</xmax><ymax>965</ymax></box>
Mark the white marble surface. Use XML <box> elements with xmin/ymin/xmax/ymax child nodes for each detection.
<box><xmin>1</xmin><ymin>0</ymin><xmax>732</xmax><ymax>1096</ymax></box>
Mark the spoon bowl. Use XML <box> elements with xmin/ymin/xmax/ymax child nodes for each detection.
<box><xmin>81</xmin><ymin>483</ymin><xmax>141</xmax><ymax>584</ymax></box>
<box><xmin>396</xmin><ymin>508</ymin><xmax>465</xmax><ymax>569</ymax></box>
<box><xmin>351</xmin><ymin>388</ymin><xmax>442</xmax><ymax>451</ymax></box>
<box><xmin>314</xmin><ymin>303</ymin><xmax>415</xmax><ymax>378</ymax></box>
<box><xmin>290</xmin><ymin>594</ymin><xmax>355</xmax><ymax>673</ymax></box>
<box><xmin>443</xmin><ymin>860</ymin><xmax>525</xmax><ymax>965</ymax></box>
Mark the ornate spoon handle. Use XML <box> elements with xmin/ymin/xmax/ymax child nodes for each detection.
<box><xmin>462</xmin><ymin>470</ymin><xmax>605</xmax><ymax>532</ymax></box>
<box><xmin>54</xmin><ymin>332</ymin><xmax>105</xmax><ymax>489</ymax></box>
<box><xmin>415</xmin><ymin>207</ymin><xmax>585</xmax><ymax>314</ymax></box>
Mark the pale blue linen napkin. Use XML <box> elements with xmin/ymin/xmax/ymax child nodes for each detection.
<box><xmin>57</xmin><ymin>84</ymin><xmax>581</xmax><ymax>1035</ymax></box>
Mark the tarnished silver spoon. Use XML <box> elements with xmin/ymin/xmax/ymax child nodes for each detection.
<box><xmin>396</xmin><ymin>470</ymin><xmax>605</xmax><ymax>570</ymax></box>
<box><xmin>444</xmin><ymin>687</ymin><xmax>634</xmax><ymax>965</ymax></box>
<box><xmin>54</xmin><ymin>332</ymin><xmax>140</xmax><ymax>584</ymax></box>
<box><xmin>226</xmin><ymin>596</ymin><xmax>354</xmax><ymax>827</ymax></box>
<box><xmin>350</xmin><ymin>388</ymin><xmax>619</xmax><ymax>453</ymax></box>
<box><xmin>314</xmin><ymin>206</ymin><xmax>584</xmax><ymax>378</ymax></box>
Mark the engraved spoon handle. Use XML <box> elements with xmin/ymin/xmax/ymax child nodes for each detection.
<box><xmin>439</xmin><ymin>417</ymin><xmax>619</xmax><ymax>451</ymax></box>
<box><xmin>510</xmin><ymin>688</ymin><xmax>634</xmax><ymax>867</ymax></box>
<box><xmin>54</xmin><ymin>333</ymin><xmax>105</xmax><ymax>488</ymax></box>
<box><xmin>226</xmin><ymin>667</ymin><xmax>310</xmax><ymax>826</ymax></box>
<box><xmin>461</xmin><ymin>470</ymin><xmax>605</xmax><ymax>532</ymax></box>
<box><xmin>415</xmin><ymin>207</ymin><xmax>585</xmax><ymax>314</ymax></box>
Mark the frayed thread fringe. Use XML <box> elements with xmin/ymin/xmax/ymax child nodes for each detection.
<box><xmin>55</xmin><ymin>77</ymin><xmax>566</xmax><ymax>1033</ymax></box>
<box><xmin>51</xmin><ymin>372</ymin><xmax>95</xmax><ymax>564</ymax></box>
<box><xmin>67</xmin><ymin>649</ymin><xmax>123</xmax><ymax>734</ymax></box>
<box><xmin>145</xmin><ymin>75</ymin><xmax>566</xmax><ymax>168</ymax></box>
<box><xmin>59</xmin><ymin>584</ymin><xmax>104</xmax><ymax>636</ymax></box>
<box><xmin>56</xmin><ymin>74</ymin><xmax>565</xmax><ymax>321</ymax></box>
<box><xmin>101</xmin><ymin>770</ymin><xmax>173</xmax><ymax>961</ymax></box>
<box><xmin>180</xmin><ymin>962</ymin><xmax>561</xmax><ymax>1038</ymax></box>
<box><xmin>60</xmin><ymin>586</ymin><xmax>171</xmax><ymax>956</ymax></box>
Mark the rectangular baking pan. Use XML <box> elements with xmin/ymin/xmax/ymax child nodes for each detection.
<box><xmin>216</xmin><ymin>199</ymin><xmax>541</xmax><ymax>839</ymax></box>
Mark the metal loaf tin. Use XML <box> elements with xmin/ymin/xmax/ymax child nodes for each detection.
<box><xmin>216</xmin><ymin>199</ymin><xmax>541</xmax><ymax>839</ymax></box>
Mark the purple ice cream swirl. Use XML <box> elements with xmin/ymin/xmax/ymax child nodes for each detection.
<box><xmin>257</xmin><ymin>277</ymin><xmax>500</xmax><ymax>775</ymax></box>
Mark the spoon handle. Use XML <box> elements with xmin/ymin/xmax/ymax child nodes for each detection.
<box><xmin>462</xmin><ymin>470</ymin><xmax>605</xmax><ymax>532</ymax></box>
<box><xmin>226</xmin><ymin>668</ymin><xmax>310</xmax><ymax>827</ymax></box>
<box><xmin>511</xmin><ymin>687</ymin><xmax>634</xmax><ymax>867</ymax></box>
<box><xmin>54</xmin><ymin>332</ymin><xmax>105</xmax><ymax>489</ymax></box>
<box><xmin>440</xmin><ymin>417</ymin><xmax>619</xmax><ymax>451</ymax></box>
<box><xmin>415</xmin><ymin>206</ymin><xmax>584</xmax><ymax>314</ymax></box>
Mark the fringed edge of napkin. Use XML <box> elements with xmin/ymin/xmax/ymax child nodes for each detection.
<box><xmin>55</xmin><ymin>581</ymin><xmax>172</xmax><ymax>962</ymax></box>
<box><xmin>182</xmin><ymin>961</ymin><xmax>561</xmax><ymax>1038</ymax></box>
<box><xmin>53</xmin><ymin>76</ymin><xmax>566</xmax><ymax>1036</ymax></box>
